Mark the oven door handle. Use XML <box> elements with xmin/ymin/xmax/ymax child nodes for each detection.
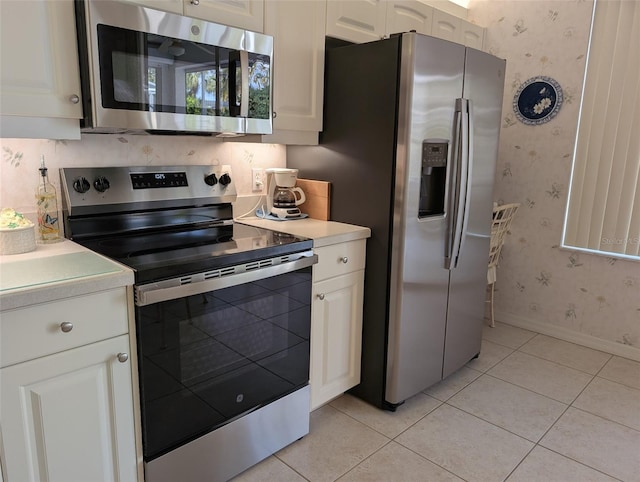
<box><xmin>135</xmin><ymin>252</ymin><xmax>318</xmax><ymax>306</ymax></box>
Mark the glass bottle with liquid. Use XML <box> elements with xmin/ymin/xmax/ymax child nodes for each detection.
<box><xmin>36</xmin><ymin>155</ymin><xmax>61</xmax><ymax>242</ymax></box>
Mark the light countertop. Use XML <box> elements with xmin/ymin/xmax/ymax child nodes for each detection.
<box><xmin>0</xmin><ymin>218</ymin><xmax>369</xmax><ymax>310</ymax></box>
<box><xmin>235</xmin><ymin>216</ymin><xmax>371</xmax><ymax>247</ymax></box>
<box><xmin>0</xmin><ymin>240</ymin><xmax>134</xmax><ymax>311</ymax></box>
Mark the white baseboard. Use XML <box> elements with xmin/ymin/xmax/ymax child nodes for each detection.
<box><xmin>494</xmin><ymin>310</ymin><xmax>640</xmax><ymax>362</ymax></box>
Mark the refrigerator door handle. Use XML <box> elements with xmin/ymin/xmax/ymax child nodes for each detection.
<box><xmin>457</xmin><ymin>100</ymin><xmax>474</xmax><ymax>264</ymax></box>
<box><xmin>445</xmin><ymin>99</ymin><xmax>462</xmax><ymax>269</ymax></box>
<box><xmin>446</xmin><ymin>98</ymin><xmax>470</xmax><ymax>270</ymax></box>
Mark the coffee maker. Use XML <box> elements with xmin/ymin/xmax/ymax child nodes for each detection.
<box><xmin>265</xmin><ymin>168</ymin><xmax>306</xmax><ymax>219</ymax></box>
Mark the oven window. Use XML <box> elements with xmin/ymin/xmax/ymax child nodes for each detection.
<box><xmin>96</xmin><ymin>24</ymin><xmax>270</xmax><ymax>119</ymax></box>
<box><xmin>135</xmin><ymin>267</ymin><xmax>311</xmax><ymax>461</ymax></box>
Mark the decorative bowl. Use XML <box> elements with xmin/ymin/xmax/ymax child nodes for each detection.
<box><xmin>0</xmin><ymin>225</ymin><xmax>36</xmax><ymax>255</ymax></box>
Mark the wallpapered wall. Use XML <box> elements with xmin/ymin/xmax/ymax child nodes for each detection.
<box><xmin>469</xmin><ymin>0</ymin><xmax>639</xmax><ymax>357</ymax></box>
<box><xmin>0</xmin><ymin>135</ymin><xmax>285</xmax><ymax>221</ymax></box>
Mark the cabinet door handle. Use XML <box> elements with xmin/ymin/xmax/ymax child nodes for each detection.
<box><xmin>190</xmin><ymin>0</ymin><xmax>199</xmax><ymax>4</ymax></box>
<box><xmin>69</xmin><ymin>94</ymin><xmax>80</xmax><ymax>104</ymax></box>
<box><xmin>317</xmin><ymin>293</ymin><xmax>325</xmax><ymax>300</ymax></box>
<box><xmin>117</xmin><ymin>353</ymin><xmax>129</xmax><ymax>363</ymax></box>
<box><xmin>60</xmin><ymin>321</ymin><xmax>73</xmax><ymax>333</ymax></box>
<box><xmin>341</xmin><ymin>256</ymin><xmax>349</xmax><ymax>264</ymax></box>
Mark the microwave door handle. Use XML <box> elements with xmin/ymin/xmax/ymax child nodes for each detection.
<box><xmin>239</xmin><ymin>50</ymin><xmax>249</xmax><ymax>118</ymax></box>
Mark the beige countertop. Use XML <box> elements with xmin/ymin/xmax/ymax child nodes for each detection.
<box><xmin>0</xmin><ymin>218</ymin><xmax>368</xmax><ymax>310</ymax></box>
<box><xmin>236</xmin><ymin>216</ymin><xmax>371</xmax><ymax>247</ymax></box>
<box><xmin>0</xmin><ymin>240</ymin><xmax>134</xmax><ymax>311</ymax></box>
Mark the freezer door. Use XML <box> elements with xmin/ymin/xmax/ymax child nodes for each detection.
<box><xmin>385</xmin><ymin>34</ymin><xmax>465</xmax><ymax>404</ymax></box>
<box><xmin>442</xmin><ymin>48</ymin><xmax>506</xmax><ymax>378</ymax></box>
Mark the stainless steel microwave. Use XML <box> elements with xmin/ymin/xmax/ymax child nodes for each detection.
<box><xmin>74</xmin><ymin>0</ymin><xmax>273</xmax><ymax>135</ymax></box>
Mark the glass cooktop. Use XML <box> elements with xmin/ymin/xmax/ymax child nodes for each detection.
<box><xmin>75</xmin><ymin>223</ymin><xmax>312</xmax><ymax>284</ymax></box>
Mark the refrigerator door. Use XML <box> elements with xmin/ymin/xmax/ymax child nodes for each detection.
<box><xmin>442</xmin><ymin>48</ymin><xmax>506</xmax><ymax>377</ymax></box>
<box><xmin>385</xmin><ymin>34</ymin><xmax>466</xmax><ymax>404</ymax></box>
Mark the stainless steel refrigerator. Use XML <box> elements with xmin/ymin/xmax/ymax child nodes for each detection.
<box><xmin>288</xmin><ymin>33</ymin><xmax>506</xmax><ymax>410</ymax></box>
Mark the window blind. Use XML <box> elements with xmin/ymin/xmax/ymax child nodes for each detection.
<box><xmin>564</xmin><ymin>0</ymin><xmax>640</xmax><ymax>258</ymax></box>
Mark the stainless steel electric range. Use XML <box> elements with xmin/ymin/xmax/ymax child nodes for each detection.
<box><xmin>60</xmin><ymin>165</ymin><xmax>316</xmax><ymax>482</ymax></box>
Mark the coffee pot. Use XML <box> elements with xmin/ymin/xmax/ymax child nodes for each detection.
<box><xmin>265</xmin><ymin>168</ymin><xmax>306</xmax><ymax>219</ymax></box>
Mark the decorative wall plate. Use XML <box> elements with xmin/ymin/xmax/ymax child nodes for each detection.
<box><xmin>513</xmin><ymin>76</ymin><xmax>563</xmax><ymax>125</ymax></box>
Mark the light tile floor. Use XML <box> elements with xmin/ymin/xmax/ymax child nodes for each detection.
<box><xmin>233</xmin><ymin>322</ymin><xmax>640</xmax><ymax>482</ymax></box>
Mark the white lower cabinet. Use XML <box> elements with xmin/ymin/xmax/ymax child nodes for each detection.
<box><xmin>310</xmin><ymin>240</ymin><xmax>366</xmax><ymax>410</ymax></box>
<box><xmin>0</xmin><ymin>288</ymin><xmax>139</xmax><ymax>482</ymax></box>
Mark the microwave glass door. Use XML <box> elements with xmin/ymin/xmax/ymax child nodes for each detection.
<box><xmin>94</xmin><ymin>24</ymin><xmax>271</xmax><ymax>133</ymax></box>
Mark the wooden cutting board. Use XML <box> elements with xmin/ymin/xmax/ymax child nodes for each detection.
<box><xmin>295</xmin><ymin>179</ymin><xmax>331</xmax><ymax>221</ymax></box>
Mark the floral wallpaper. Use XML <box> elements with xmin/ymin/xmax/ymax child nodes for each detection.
<box><xmin>0</xmin><ymin>135</ymin><xmax>285</xmax><ymax>224</ymax></box>
<box><xmin>469</xmin><ymin>0</ymin><xmax>640</xmax><ymax>355</ymax></box>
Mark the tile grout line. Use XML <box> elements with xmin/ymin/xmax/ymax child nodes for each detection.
<box><xmin>264</xmin><ymin>323</ymin><xmax>637</xmax><ymax>482</ymax></box>
<box><xmin>467</xmin><ymin>329</ymin><xmax>625</xmax><ymax>480</ymax></box>
<box><xmin>506</xmin><ymin>329</ymin><xmax>634</xmax><ymax>481</ymax></box>
<box><xmin>485</xmin><ymin>329</ymin><xmax>614</xmax><ymax>378</ymax></box>
<box><xmin>329</xmin><ymin>398</ymin><xmax>468</xmax><ymax>481</ymax></box>
<box><xmin>390</xmin><ymin>437</ymin><xmax>472</xmax><ymax>482</ymax></box>
<box><xmin>327</xmin><ymin>439</ymin><xmax>395</xmax><ymax>482</ymax></box>
<box><xmin>272</xmin><ymin>454</ymin><xmax>312</xmax><ymax>482</ymax></box>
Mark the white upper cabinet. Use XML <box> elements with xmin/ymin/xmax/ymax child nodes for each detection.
<box><xmin>120</xmin><ymin>0</ymin><xmax>264</xmax><ymax>32</ymax></box>
<box><xmin>385</xmin><ymin>0</ymin><xmax>433</xmax><ymax>37</ymax></box>
<box><xmin>184</xmin><ymin>0</ymin><xmax>264</xmax><ymax>32</ymax></box>
<box><xmin>326</xmin><ymin>1</ymin><xmax>483</xmax><ymax>50</ymax></box>
<box><xmin>460</xmin><ymin>21</ymin><xmax>484</xmax><ymax>50</ymax></box>
<box><xmin>117</xmin><ymin>0</ymin><xmax>183</xmax><ymax>14</ymax></box>
<box><xmin>0</xmin><ymin>0</ymin><xmax>82</xmax><ymax>138</ymax></box>
<box><xmin>432</xmin><ymin>8</ymin><xmax>484</xmax><ymax>49</ymax></box>
<box><xmin>263</xmin><ymin>0</ymin><xmax>326</xmax><ymax>142</ymax></box>
<box><xmin>326</xmin><ymin>0</ymin><xmax>388</xmax><ymax>44</ymax></box>
<box><xmin>431</xmin><ymin>8</ymin><xmax>459</xmax><ymax>42</ymax></box>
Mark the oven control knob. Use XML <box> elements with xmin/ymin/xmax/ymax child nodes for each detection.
<box><xmin>204</xmin><ymin>173</ymin><xmax>218</xmax><ymax>186</ymax></box>
<box><xmin>73</xmin><ymin>177</ymin><xmax>91</xmax><ymax>194</ymax></box>
<box><xmin>93</xmin><ymin>176</ymin><xmax>110</xmax><ymax>193</ymax></box>
<box><xmin>219</xmin><ymin>173</ymin><xmax>231</xmax><ymax>187</ymax></box>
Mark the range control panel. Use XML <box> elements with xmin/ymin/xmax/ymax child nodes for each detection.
<box><xmin>131</xmin><ymin>171</ymin><xmax>189</xmax><ymax>189</ymax></box>
<box><xmin>60</xmin><ymin>165</ymin><xmax>236</xmax><ymax>215</ymax></box>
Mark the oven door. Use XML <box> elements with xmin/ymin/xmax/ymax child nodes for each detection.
<box><xmin>134</xmin><ymin>251</ymin><xmax>316</xmax><ymax>465</ymax></box>
<box><xmin>77</xmin><ymin>0</ymin><xmax>273</xmax><ymax>134</ymax></box>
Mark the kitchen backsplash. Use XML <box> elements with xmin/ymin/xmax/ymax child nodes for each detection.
<box><xmin>0</xmin><ymin>135</ymin><xmax>285</xmax><ymax>224</ymax></box>
<box><xmin>469</xmin><ymin>0</ymin><xmax>640</xmax><ymax>355</ymax></box>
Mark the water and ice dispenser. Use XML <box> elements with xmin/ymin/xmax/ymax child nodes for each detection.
<box><xmin>419</xmin><ymin>139</ymin><xmax>448</xmax><ymax>218</ymax></box>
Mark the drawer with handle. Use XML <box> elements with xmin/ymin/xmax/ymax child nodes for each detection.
<box><xmin>313</xmin><ymin>239</ymin><xmax>366</xmax><ymax>282</ymax></box>
<box><xmin>1</xmin><ymin>287</ymin><xmax>129</xmax><ymax>368</ymax></box>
